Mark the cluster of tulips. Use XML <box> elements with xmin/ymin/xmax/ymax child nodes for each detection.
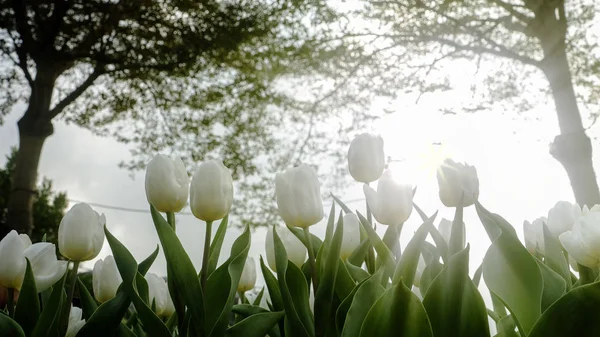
<box><xmin>1</xmin><ymin>133</ymin><xmax>600</xmax><ymax>337</ymax></box>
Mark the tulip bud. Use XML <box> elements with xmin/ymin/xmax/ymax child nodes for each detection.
<box><xmin>559</xmin><ymin>214</ymin><xmax>600</xmax><ymax>268</ymax></box>
<box><xmin>66</xmin><ymin>306</ymin><xmax>86</xmax><ymax>337</ymax></box>
<box><xmin>146</xmin><ymin>273</ymin><xmax>175</xmax><ymax>317</ymax></box>
<box><xmin>347</xmin><ymin>133</ymin><xmax>385</xmax><ymax>183</ymax></box>
<box><xmin>437</xmin><ymin>218</ymin><xmax>452</xmax><ymax>243</ymax></box>
<box><xmin>436</xmin><ymin>159</ymin><xmax>479</xmax><ymax>207</ymax></box>
<box><xmin>363</xmin><ymin>170</ymin><xmax>413</xmax><ymax>225</ymax></box>
<box><xmin>58</xmin><ymin>203</ymin><xmax>106</xmax><ymax>261</ymax></box>
<box><xmin>265</xmin><ymin>226</ymin><xmax>307</xmax><ymax>272</ymax></box>
<box><xmin>275</xmin><ymin>164</ymin><xmax>324</xmax><ymax>228</ymax></box>
<box><xmin>23</xmin><ymin>242</ymin><xmax>68</xmax><ymax>292</ymax></box>
<box><xmin>0</xmin><ymin>231</ymin><xmax>27</xmax><ymax>289</ymax></box>
<box><xmin>523</xmin><ymin>217</ymin><xmax>546</xmax><ymax>255</ymax></box>
<box><xmin>237</xmin><ymin>257</ymin><xmax>257</xmax><ymax>293</ymax></box>
<box><xmin>93</xmin><ymin>255</ymin><xmax>122</xmax><ymax>303</ymax></box>
<box><xmin>145</xmin><ymin>154</ymin><xmax>189</xmax><ymax>213</ymax></box>
<box><xmin>340</xmin><ymin>214</ymin><xmax>361</xmax><ymax>260</ymax></box>
<box><xmin>190</xmin><ymin>160</ymin><xmax>234</xmax><ymax>222</ymax></box>
<box><xmin>547</xmin><ymin>201</ymin><xmax>580</xmax><ymax>239</ymax></box>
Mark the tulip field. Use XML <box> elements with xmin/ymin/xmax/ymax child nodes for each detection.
<box><xmin>1</xmin><ymin>133</ymin><xmax>600</xmax><ymax>337</ymax></box>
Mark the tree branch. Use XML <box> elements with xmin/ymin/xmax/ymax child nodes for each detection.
<box><xmin>488</xmin><ymin>0</ymin><xmax>533</xmax><ymax>23</ymax></box>
<box><xmin>11</xmin><ymin>0</ymin><xmax>36</xmax><ymax>54</ymax></box>
<box><xmin>47</xmin><ymin>66</ymin><xmax>104</xmax><ymax>119</ymax></box>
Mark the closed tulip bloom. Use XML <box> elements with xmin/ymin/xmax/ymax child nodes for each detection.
<box><xmin>347</xmin><ymin>133</ymin><xmax>385</xmax><ymax>183</ymax></box>
<box><xmin>523</xmin><ymin>217</ymin><xmax>546</xmax><ymax>255</ymax></box>
<box><xmin>559</xmin><ymin>215</ymin><xmax>600</xmax><ymax>268</ymax></box>
<box><xmin>146</xmin><ymin>273</ymin><xmax>175</xmax><ymax>317</ymax></box>
<box><xmin>237</xmin><ymin>258</ymin><xmax>257</xmax><ymax>293</ymax></box>
<box><xmin>66</xmin><ymin>306</ymin><xmax>86</xmax><ymax>337</ymax></box>
<box><xmin>547</xmin><ymin>201</ymin><xmax>580</xmax><ymax>239</ymax></box>
<box><xmin>275</xmin><ymin>164</ymin><xmax>324</xmax><ymax>228</ymax></box>
<box><xmin>265</xmin><ymin>226</ymin><xmax>307</xmax><ymax>272</ymax></box>
<box><xmin>58</xmin><ymin>203</ymin><xmax>106</xmax><ymax>261</ymax></box>
<box><xmin>0</xmin><ymin>231</ymin><xmax>28</xmax><ymax>289</ymax></box>
<box><xmin>363</xmin><ymin>170</ymin><xmax>413</xmax><ymax>226</ymax></box>
<box><xmin>145</xmin><ymin>154</ymin><xmax>189</xmax><ymax>213</ymax></box>
<box><xmin>436</xmin><ymin>159</ymin><xmax>479</xmax><ymax>207</ymax></box>
<box><xmin>340</xmin><ymin>214</ymin><xmax>361</xmax><ymax>260</ymax></box>
<box><xmin>23</xmin><ymin>242</ymin><xmax>68</xmax><ymax>292</ymax></box>
<box><xmin>93</xmin><ymin>255</ymin><xmax>122</xmax><ymax>303</ymax></box>
<box><xmin>190</xmin><ymin>160</ymin><xmax>233</xmax><ymax>222</ymax></box>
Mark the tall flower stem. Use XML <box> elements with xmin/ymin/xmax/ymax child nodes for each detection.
<box><xmin>365</xmin><ymin>187</ymin><xmax>376</xmax><ymax>274</ymax></box>
<box><xmin>166</xmin><ymin>212</ymin><xmax>176</xmax><ymax>231</ymax></box>
<box><xmin>303</xmin><ymin>227</ymin><xmax>319</xmax><ymax>292</ymax></box>
<box><xmin>200</xmin><ymin>221</ymin><xmax>213</xmax><ymax>291</ymax></box>
<box><xmin>7</xmin><ymin>288</ymin><xmax>14</xmax><ymax>317</ymax></box>
<box><xmin>59</xmin><ymin>260</ymin><xmax>80</xmax><ymax>335</ymax></box>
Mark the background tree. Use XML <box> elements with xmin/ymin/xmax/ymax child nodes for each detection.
<box><xmin>306</xmin><ymin>0</ymin><xmax>600</xmax><ymax>206</ymax></box>
<box><xmin>0</xmin><ymin>0</ymin><xmax>372</xmax><ymax>236</ymax></box>
<box><xmin>0</xmin><ymin>148</ymin><xmax>67</xmax><ymax>244</ymax></box>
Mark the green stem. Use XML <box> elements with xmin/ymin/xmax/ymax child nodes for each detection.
<box><xmin>59</xmin><ymin>261</ymin><xmax>80</xmax><ymax>335</ymax></box>
<box><xmin>303</xmin><ymin>227</ymin><xmax>319</xmax><ymax>292</ymax></box>
<box><xmin>238</xmin><ymin>291</ymin><xmax>246</xmax><ymax>304</ymax></box>
<box><xmin>201</xmin><ymin>221</ymin><xmax>213</xmax><ymax>291</ymax></box>
<box><xmin>167</xmin><ymin>212</ymin><xmax>176</xmax><ymax>231</ymax></box>
<box><xmin>7</xmin><ymin>288</ymin><xmax>14</xmax><ymax>318</ymax></box>
<box><xmin>449</xmin><ymin>203</ymin><xmax>465</xmax><ymax>256</ymax></box>
<box><xmin>365</xmin><ymin>194</ymin><xmax>376</xmax><ymax>274</ymax></box>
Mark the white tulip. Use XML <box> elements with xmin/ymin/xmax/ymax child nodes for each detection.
<box><xmin>363</xmin><ymin>170</ymin><xmax>413</xmax><ymax>226</ymax></box>
<box><xmin>275</xmin><ymin>164</ymin><xmax>324</xmax><ymax>228</ymax></box>
<box><xmin>19</xmin><ymin>234</ymin><xmax>32</xmax><ymax>248</ymax></box>
<box><xmin>0</xmin><ymin>231</ymin><xmax>28</xmax><ymax>289</ymax></box>
<box><xmin>436</xmin><ymin>159</ymin><xmax>479</xmax><ymax>207</ymax></box>
<box><xmin>145</xmin><ymin>154</ymin><xmax>189</xmax><ymax>213</ymax></box>
<box><xmin>237</xmin><ymin>258</ymin><xmax>257</xmax><ymax>293</ymax></box>
<box><xmin>347</xmin><ymin>133</ymin><xmax>385</xmax><ymax>183</ymax></box>
<box><xmin>190</xmin><ymin>160</ymin><xmax>234</xmax><ymax>222</ymax></box>
<box><xmin>559</xmin><ymin>216</ymin><xmax>600</xmax><ymax>268</ymax></box>
<box><xmin>93</xmin><ymin>255</ymin><xmax>122</xmax><ymax>303</ymax></box>
<box><xmin>58</xmin><ymin>203</ymin><xmax>105</xmax><ymax>261</ymax></box>
<box><xmin>340</xmin><ymin>214</ymin><xmax>361</xmax><ymax>260</ymax></box>
<box><xmin>523</xmin><ymin>217</ymin><xmax>546</xmax><ymax>255</ymax></box>
<box><xmin>574</xmin><ymin>211</ymin><xmax>600</xmax><ymax>258</ymax></box>
<box><xmin>437</xmin><ymin>218</ymin><xmax>452</xmax><ymax>243</ymax></box>
<box><xmin>547</xmin><ymin>201</ymin><xmax>580</xmax><ymax>239</ymax></box>
<box><xmin>146</xmin><ymin>273</ymin><xmax>175</xmax><ymax>317</ymax></box>
<box><xmin>66</xmin><ymin>306</ymin><xmax>86</xmax><ymax>337</ymax></box>
<box><xmin>23</xmin><ymin>242</ymin><xmax>68</xmax><ymax>292</ymax></box>
<box><xmin>265</xmin><ymin>226</ymin><xmax>307</xmax><ymax>272</ymax></box>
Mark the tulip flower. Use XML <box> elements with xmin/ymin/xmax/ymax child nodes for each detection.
<box><xmin>146</xmin><ymin>273</ymin><xmax>175</xmax><ymax>317</ymax></box>
<box><xmin>93</xmin><ymin>255</ymin><xmax>122</xmax><ymax>303</ymax></box>
<box><xmin>145</xmin><ymin>154</ymin><xmax>189</xmax><ymax>213</ymax></box>
<box><xmin>275</xmin><ymin>164</ymin><xmax>324</xmax><ymax>228</ymax></box>
<box><xmin>347</xmin><ymin>133</ymin><xmax>385</xmax><ymax>183</ymax></box>
<box><xmin>547</xmin><ymin>201</ymin><xmax>580</xmax><ymax>239</ymax></box>
<box><xmin>0</xmin><ymin>231</ymin><xmax>28</xmax><ymax>289</ymax></box>
<box><xmin>437</xmin><ymin>218</ymin><xmax>452</xmax><ymax>243</ymax></box>
<box><xmin>66</xmin><ymin>306</ymin><xmax>86</xmax><ymax>337</ymax></box>
<box><xmin>265</xmin><ymin>226</ymin><xmax>307</xmax><ymax>272</ymax></box>
<box><xmin>23</xmin><ymin>242</ymin><xmax>68</xmax><ymax>292</ymax></box>
<box><xmin>190</xmin><ymin>160</ymin><xmax>234</xmax><ymax>222</ymax></box>
<box><xmin>58</xmin><ymin>203</ymin><xmax>106</xmax><ymax>261</ymax></box>
<box><xmin>523</xmin><ymin>217</ymin><xmax>546</xmax><ymax>255</ymax></box>
<box><xmin>363</xmin><ymin>170</ymin><xmax>413</xmax><ymax>225</ymax></box>
<box><xmin>237</xmin><ymin>257</ymin><xmax>257</xmax><ymax>293</ymax></box>
<box><xmin>436</xmin><ymin>159</ymin><xmax>479</xmax><ymax>207</ymax></box>
<box><xmin>560</xmin><ymin>210</ymin><xmax>600</xmax><ymax>268</ymax></box>
<box><xmin>340</xmin><ymin>214</ymin><xmax>361</xmax><ymax>260</ymax></box>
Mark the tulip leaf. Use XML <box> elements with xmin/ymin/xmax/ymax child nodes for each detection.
<box><xmin>413</xmin><ymin>202</ymin><xmax>449</xmax><ymax>263</ymax></box>
<box><xmin>205</xmin><ymin>226</ymin><xmax>251</xmax><ymax>337</ymax></box>
<box><xmin>138</xmin><ymin>245</ymin><xmax>160</xmax><ymax>276</ymax></box>
<box><xmin>105</xmin><ymin>226</ymin><xmax>171</xmax><ymax>337</ymax></box>
<box><xmin>496</xmin><ymin>315</ymin><xmax>519</xmax><ymax>337</ymax></box>
<box><xmin>149</xmin><ymin>205</ymin><xmax>204</xmax><ymax>336</ymax></box>
<box><xmin>226</xmin><ymin>311</ymin><xmax>285</xmax><ymax>337</ymax></box>
<box><xmin>381</xmin><ymin>222</ymin><xmax>402</xmax><ymax>258</ymax></box>
<box><xmin>528</xmin><ymin>280</ymin><xmax>600</xmax><ymax>337</ymax></box>
<box><xmin>331</xmin><ymin>193</ymin><xmax>352</xmax><ymax>214</ymax></box>
<box><xmin>260</xmin><ymin>256</ymin><xmax>284</xmax><ymax>311</ymax></box>
<box><xmin>315</xmin><ymin>210</ymin><xmax>344</xmax><ymax>336</ymax></box>
<box><xmin>473</xmin><ymin>262</ymin><xmax>483</xmax><ymax>287</ymax></box>
<box><xmin>31</xmin><ymin>274</ymin><xmax>66</xmax><ymax>337</ymax></box>
<box><xmin>393</xmin><ymin>212</ymin><xmax>437</xmax><ymax>287</ymax></box>
<box><xmin>14</xmin><ymin>259</ymin><xmax>40</xmax><ymax>336</ymax></box>
<box><xmin>253</xmin><ymin>287</ymin><xmax>265</xmax><ymax>306</ymax></box>
<box><xmin>418</xmin><ymin>260</ymin><xmax>443</xmax><ymax>297</ymax></box>
<box><xmin>335</xmin><ymin>262</ymin><xmax>356</xmax><ymax>301</ymax></box>
<box><xmin>347</xmin><ymin>239</ymin><xmax>370</xmax><ymax>267</ymax></box>
<box><xmin>317</xmin><ymin>207</ymin><xmax>338</xmax><ymax>275</ymax></box>
<box><xmin>357</xmin><ymin>212</ymin><xmax>396</xmax><ymax>279</ymax></box>
<box><xmin>448</xmin><ymin>202</ymin><xmax>465</xmax><ymax>256</ymax></box>
<box><xmin>0</xmin><ymin>313</ymin><xmax>25</xmax><ymax>337</ymax></box>
<box><xmin>345</xmin><ymin>260</ymin><xmax>370</xmax><ymax>283</ymax></box>
<box><xmin>335</xmin><ymin>276</ymin><xmax>369</xmax><ymax>336</ymax></box>
<box><xmin>423</xmin><ymin>246</ymin><xmax>490</xmax><ymax>337</ymax></box>
<box><xmin>273</xmin><ymin>227</ymin><xmax>315</xmax><ymax>337</ymax></box>
<box><xmin>287</xmin><ymin>226</ymin><xmax>322</xmax><ymax>257</ymax></box>
<box><xmin>359</xmin><ymin>281</ymin><xmax>433</xmax><ymax>337</ymax></box>
<box><xmin>340</xmin><ymin>270</ymin><xmax>385</xmax><ymax>337</ymax></box>
<box><xmin>542</xmin><ymin>224</ymin><xmax>571</xmax><ymax>290</ymax></box>
<box><xmin>207</xmin><ymin>215</ymin><xmax>229</xmax><ymax>276</ymax></box>
<box><xmin>535</xmin><ymin>259</ymin><xmax>566</xmax><ymax>312</ymax></box>
<box><xmin>476</xmin><ymin>202</ymin><xmax>543</xmax><ymax>336</ymax></box>
<box><xmin>77</xmin><ymin>277</ymin><xmax>98</xmax><ymax>320</ymax></box>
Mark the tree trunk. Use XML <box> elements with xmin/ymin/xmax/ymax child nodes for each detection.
<box><xmin>539</xmin><ymin>24</ymin><xmax>600</xmax><ymax>207</ymax></box>
<box><xmin>2</xmin><ymin>69</ymin><xmax>56</xmax><ymax>238</ymax></box>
